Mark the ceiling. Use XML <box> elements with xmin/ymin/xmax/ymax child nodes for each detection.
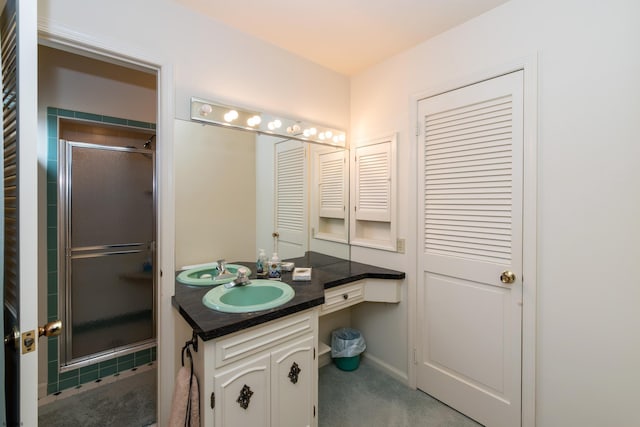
<box><xmin>176</xmin><ymin>0</ymin><xmax>510</xmax><ymax>76</ymax></box>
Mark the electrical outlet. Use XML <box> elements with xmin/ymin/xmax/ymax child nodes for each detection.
<box><xmin>396</xmin><ymin>238</ymin><xmax>405</xmax><ymax>254</ymax></box>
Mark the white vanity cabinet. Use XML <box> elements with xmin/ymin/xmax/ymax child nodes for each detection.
<box><xmin>193</xmin><ymin>309</ymin><xmax>318</xmax><ymax>427</ymax></box>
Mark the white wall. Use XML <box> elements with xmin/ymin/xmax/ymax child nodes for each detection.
<box><xmin>38</xmin><ymin>45</ymin><xmax>157</xmax><ymax>122</ymax></box>
<box><xmin>350</xmin><ymin>0</ymin><xmax>640</xmax><ymax>425</ymax></box>
<box><xmin>174</xmin><ymin>120</ymin><xmax>256</xmax><ymax>268</ymax></box>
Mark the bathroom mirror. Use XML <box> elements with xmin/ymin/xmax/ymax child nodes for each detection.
<box><xmin>174</xmin><ymin>119</ymin><xmax>349</xmax><ymax>269</ymax></box>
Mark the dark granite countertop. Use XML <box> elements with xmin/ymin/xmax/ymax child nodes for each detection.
<box><xmin>172</xmin><ymin>252</ymin><xmax>405</xmax><ymax>341</ymax></box>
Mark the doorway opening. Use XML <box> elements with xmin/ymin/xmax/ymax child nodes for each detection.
<box><xmin>37</xmin><ymin>44</ymin><xmax>159</xmax><ymax>424</ymax></box>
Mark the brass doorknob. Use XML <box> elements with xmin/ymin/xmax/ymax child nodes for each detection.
<box><xmin>39</xmin><ymin>320</ymin><xmax>62</xmax><ymax>338</ymax></box>
<box><xmin>500</xmin><ymin>271</ymin><xmax>516</xmax><ymax>284</ymax></box>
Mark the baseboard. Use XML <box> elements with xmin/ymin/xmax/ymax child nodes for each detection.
<box><xmin>38</xmin><ymin>382</ymin><xmax>47</xmax><ymax>399</ymax></box>
<box><xmin>361</xmin><ymin>353</ymin><xmax>409</xmax><ymax>386</ymax></box>
<box><xmin>318</xmin><ymin>352</ymin><xmax>332</xmax><ymax>368</ymax></box>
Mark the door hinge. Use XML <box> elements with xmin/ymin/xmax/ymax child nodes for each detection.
<box><xmin>313</xmin><ymin>405</ymin><xmax>316</xmax><ymax>417</ymax></box>
<box><xmin>210</xmin><ymin>392</ymin><xmax>215</xmax><ymax>409</ymax></box>
<box><xmin>313</xmin><ymin>347</ymin><xmax>316</xmax><ymax>360</ymax></box>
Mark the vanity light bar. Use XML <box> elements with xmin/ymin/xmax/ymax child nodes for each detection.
<box><xmin>190</xmin><ymin>97</ymin><xmax>347</xmax><ymax>147</ymax></box>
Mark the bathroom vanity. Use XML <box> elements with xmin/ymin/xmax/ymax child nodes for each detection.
<box><xmin>172</xmin><ymin>252</ymin><xmax>404</xmax><ymax>427</ymax></box>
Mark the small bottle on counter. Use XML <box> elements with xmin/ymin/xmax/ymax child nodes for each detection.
<box><xmin>268</xmin><ymin>252</ymin><xmax>281</xmax><ymax>279</ymax></box>
<box><xmin>256</xmin><ymin>248</ymin><xmax>268</xmax><ymax>276</ymax></box>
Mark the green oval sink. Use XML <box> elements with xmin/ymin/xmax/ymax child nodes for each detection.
<box><xmin>177</xmin><ymin>264</ymin><xmax>252</xmax><ymax>286</ymax></box>
<box><xmin>202</xmin><ymin>279</ymin><xmax>295</xmax><ymax>313</ymax></box>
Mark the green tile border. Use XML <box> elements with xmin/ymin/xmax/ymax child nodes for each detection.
<box><xmin>45</xmin><ymin>107</ymin><xmax>156</xmax><ymax>395</ymax></box>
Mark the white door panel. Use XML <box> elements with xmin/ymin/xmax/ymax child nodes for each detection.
<box><xmin>417</xmin><ymin>70</ymin><xmax>523</xmax><ymax>427</ymax></box>
<box><xmin>214</xmin><ymin>353</ymin><xmax>270</xmax><ymax>427</ymax></box>
<box><xmin>425</xmin><ymin>273</ymin><xmax>511</xmax><ymax>394</ymax></box>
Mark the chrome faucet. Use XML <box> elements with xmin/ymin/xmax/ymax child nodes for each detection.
<box><xmin>216</xmin><ymin>259</ymin><xmax>228</xmax><ymax>274</ymax></box>
<box><xmin>215</xmin><ymin>259</ymin><xmax>235</xmax><ymax>281</ymax></box>
<box><xmin>224</xmin><ymin>267</ymin><xmax>251</xmax><ymax>289</ymax></box>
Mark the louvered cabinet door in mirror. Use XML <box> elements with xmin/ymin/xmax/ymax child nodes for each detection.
<box><xmin>274</xmin><ymin>140</ymin><xmax>308</xmax><ymax>259</ymax></box>
<box><xmin>310</xmin><ymin>145</ymin><xmax>349</xmax><ymax>244</ymax></box>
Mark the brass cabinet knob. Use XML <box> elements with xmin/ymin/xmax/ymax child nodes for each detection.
<box><xmin>500</xmin><ymin>271</ymin><xmax>516</xmax><ymax>284</ymax></box>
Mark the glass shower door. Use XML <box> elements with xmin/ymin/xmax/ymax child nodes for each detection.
<box><xmin>60</xmin><ymin>141</ymin><xmax>155</xmax><ymax>366</ymax></box>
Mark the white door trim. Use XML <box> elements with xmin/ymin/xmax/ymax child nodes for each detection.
<box><xmin>408</xmin><ymin>54</ymin><xmax>538</xmax><ymax>427</ymax></box>
<box><xmin>20</xmin><ymin>3</ymin><xmax>40</xmax><ymax>426</ymax></box>
<box><xmin>36</xmin><ymin>18</ymin><xmax>176</xmax><ymax>426</ymax></box>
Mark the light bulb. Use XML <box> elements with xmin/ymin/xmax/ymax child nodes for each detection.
<box><xmin>247</xmin><ymin>115</ymin><xmax>261</xmax><ymax>127</ymax></box>
<box><xmin>268</xmin><ymin>119</ymin><xmax>282</xmax><ymax>130</ymax></box>
<box><xmin>200</xmin><ymin>104</ymin><xmax>213</xmax><ymax>116</ymax></box>
<box><xmin>318</xmin><ymin>132</ymin><xmax>326</xmax><ymax>140</ymax></box>
<box><xmin>325</xmin><ymin>131</ymin><xmax>333</xmax><ymax>139</ymax></box>
<box><xmin>339</xmin><ymin>134</ymin><xmax>346</xmax><ymax>142</ymax></box>
<box><xmin>224</xmin><ymin>110</ymin><xmax>238</xmax><ymax>122</ymax></box>
<box><xmin>292</xmin><ymin>124</ymin><xmax>301</xmax><ymax>133</ymax></box>
<box><xmin>309</xmin><ymin>127</ymin><xmax>317</xmax><ymax>136</ymax></box>
<box><xmin>333</xmin><ymin>135</ymin><xmax>340</xmax><ymax>143</ymax></box>
<box><xmin>303</xmin><ymin>129</ymin><xmax>311</xmax><ymax>137</ymax></box>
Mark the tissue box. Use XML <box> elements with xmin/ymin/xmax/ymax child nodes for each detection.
<box><xmin>292</xmin><ymin>267</ymin><xmax>312</xmax><ymax>281</ymax></box>
<box><xmin>281</xmin><ymin>261</ymin><xmax>295</xmax><ymax>272</ymax></box>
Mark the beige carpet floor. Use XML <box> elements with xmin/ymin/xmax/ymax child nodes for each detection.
<box><xmin>319</xmin><ymin>358</ymin><xmax>483</xmax><ymax>427</ymax></box>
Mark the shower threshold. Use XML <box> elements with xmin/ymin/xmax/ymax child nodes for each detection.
<box><xmin>60</xmin><ymin>338</ymin><xmax>156</xmax><ymax>373</ymax></box>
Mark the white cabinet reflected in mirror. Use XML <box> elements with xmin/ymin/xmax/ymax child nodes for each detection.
<box><xmin>175</xmin><ymin>119</ymin><xmax>349</xmax><ymax>269</ymax></box>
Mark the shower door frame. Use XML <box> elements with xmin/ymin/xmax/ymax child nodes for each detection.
<box><xmin>58</xmin><ymin>139</ymin><xmax>157</xmax><ymax>371</ymax></box>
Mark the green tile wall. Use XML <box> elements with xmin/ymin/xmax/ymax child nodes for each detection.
<box><xmin>46</xmin><ymin>107</ymin><xmax>157</xmax><ymax>395</ymax></box>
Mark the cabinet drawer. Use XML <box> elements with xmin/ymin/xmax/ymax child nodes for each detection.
<box><xmin>321</xmin><ymin>282</ymin><xmax>364</xmax><ymax>315</ymax></box>
<box><xmin>214</xmin><ymin>310</ymin><xmax>316</xmax><ymax>368</ymax></box>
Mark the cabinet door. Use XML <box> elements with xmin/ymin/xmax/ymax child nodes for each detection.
<box><xmin>271</xmin><ymin>336</ymin><xmax>315</xmax><ymax>427</ymax></box>
<box><xmin>214</xmin><ymin>353</ymin><xmax>271</xmax><ymax>427</ymax></box>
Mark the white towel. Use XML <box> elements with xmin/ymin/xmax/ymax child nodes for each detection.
<box><xmin>169</xmin><ymin>366</ymin><xmax>200</xmax><ymax>427</ymax></box>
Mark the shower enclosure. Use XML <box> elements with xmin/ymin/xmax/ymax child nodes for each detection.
<box><xmin>58</xmin><ymin>140</ymin><xmax>156</xmax><ymax>369</ymax></box>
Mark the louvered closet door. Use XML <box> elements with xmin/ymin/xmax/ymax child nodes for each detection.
<box><xmin>416</xmin><ymin>71</ymin><xmax>523</xmax><ymax>427</ymax></box>
<box><xmin>2</xmin><ymin>1</ymin><xmax>38</xmax><ymax>425</ymax></box>
<box><xmin>275</xmin><ymin>140</ymin><xmax>307</xmax><ymax>259</ymax></box>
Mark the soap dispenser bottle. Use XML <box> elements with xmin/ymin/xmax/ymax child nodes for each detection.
<box><xmin>256</xmin><ymin>249</ymin><xmax>267</xmax><ymax>276</ymax></box>
<box><xmin>268</xmin><ymin>252</ymin><xmax>281</xmax><ymax>279</ymax></box>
